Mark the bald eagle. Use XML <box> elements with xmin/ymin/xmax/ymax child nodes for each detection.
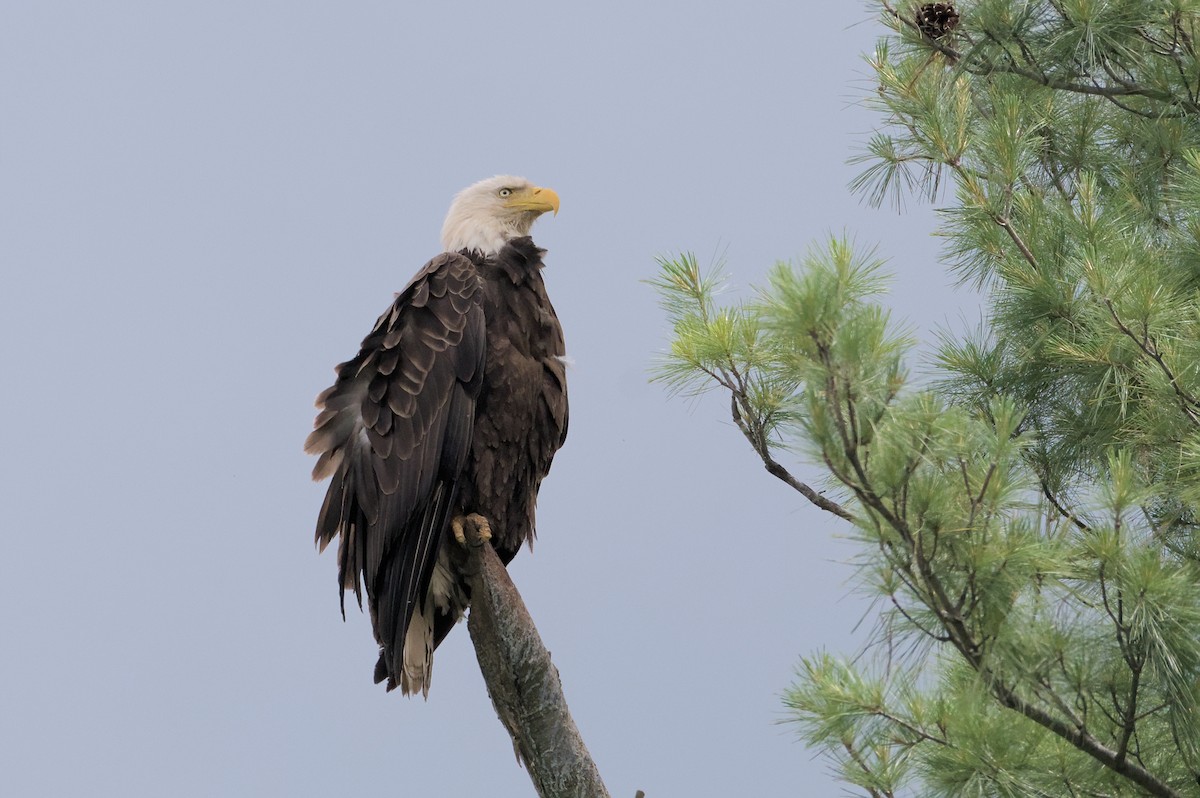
<box><xmin>306</xmin><ymin>176</ymin><xmax>568</xmax><ymax>695</ymax></box>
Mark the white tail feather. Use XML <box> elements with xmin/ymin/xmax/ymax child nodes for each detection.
<box><xmin>400</xmin><ymin>603</ymin><xmax>434</xmax><ymax>698</ymax></box>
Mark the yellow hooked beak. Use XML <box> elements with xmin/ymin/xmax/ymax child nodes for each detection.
<box><xmin>506</xmin><ymin>185</ymin><xmax>560</xmax><ymax>216</ymax></box>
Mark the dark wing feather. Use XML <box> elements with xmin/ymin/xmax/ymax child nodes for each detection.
<box><xmin>305</xmin><ymin>252</ymin><xmax>485</xmax><ymax>684</ymax></box>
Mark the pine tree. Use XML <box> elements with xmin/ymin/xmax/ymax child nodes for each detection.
<box><xmin>654</xmin><ymin>3</ymin><xmax>1200</xmax><ymax>795</ymax></box>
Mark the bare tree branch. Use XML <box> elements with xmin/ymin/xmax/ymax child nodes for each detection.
<box><xmin>462</xmin><ymin>524</ymin><xmax>613</xmax><ymax>798</ymax></box>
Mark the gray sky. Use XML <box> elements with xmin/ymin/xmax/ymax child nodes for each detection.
<box><xmin>2</xmin><ymin>3</ymin><xmax>967</xmax><ymax>796</ymax></box>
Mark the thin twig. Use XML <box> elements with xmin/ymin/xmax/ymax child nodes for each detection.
<box><xmin>1103</xmin><ymin>298</ymin><xmax>1200</xmax><ymax>426</ymax></box>
<box><xmin>729</xmin><ymin>393</ymin><xmax>856</xmax><ymax>522</ymax></box>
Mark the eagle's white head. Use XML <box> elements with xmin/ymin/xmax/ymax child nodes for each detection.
<box><xmin>440</xmin><ymin>175</ymin><xmax>560</xmax><ymax>256</ymax></box>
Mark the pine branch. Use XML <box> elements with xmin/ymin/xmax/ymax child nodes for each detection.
<box><xmin>841</xmin><ymin>739</ymin><xmax>895</xmax><ymax>798</ymax></box>
<box><xmin>994</xmin><ymin>215</ymin><xmax>1040</xmax><ymax>271</ymax></box>
<box><xmin>879</xmin><ymin>1</ymin><xmax>1200</xmax><ymax>115</ymax></box>
<box><xmin>878</xmin><ymin>493</ymin><xmax>1182</xmax><ymax>794</ymax></box>
<box><xmin>892</xmin><ymin>508</ymin><xmax>1180</xmax><ymax>796</ymax></box>
<box><xmin>816</xmin><ymin>359</ymin><xmax>1183</xmax><ymax>796</ymax></box>
<box><xmin>461</xmin><ymin>525</ymin><xmax>613</xmax><ymax>798</ymax></box>
<box><xmin>729</xmin><ymin>393</ymin><xmax>856</xmax><ymax>522</ymax></box>
<box><xmin>1039</xmin><ymin>478</ymin><xmax>1091</xmax><ymax>532</ymax></box>
<box><xmin>988</xmin><ymin>682</ymin><xmax>1183</xmax><ymax>798</ymax></box>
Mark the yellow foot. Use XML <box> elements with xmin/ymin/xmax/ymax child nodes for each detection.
<box><xmin>451</xmin><ymin>513</ymin><xmax>492</xmax><ymax>546</ymax></box>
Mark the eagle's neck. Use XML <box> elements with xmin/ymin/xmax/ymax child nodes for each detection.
<box><xmin>442</xmin><ymin>215</ymin><xmax>538</xmax><ymax>257</ymax></box>
<box><xmin>443</xmin><ymin>228</ymin><xmax>507</xmax><ymax>257</ymax></box>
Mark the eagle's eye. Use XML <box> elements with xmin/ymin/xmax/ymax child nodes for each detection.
<box><xmin>498</xmin><ymin>188</ymin><xmax>512</xmax><ymax>197</ymax></box>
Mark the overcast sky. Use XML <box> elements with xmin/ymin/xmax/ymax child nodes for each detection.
<box><xmin>1</xmin><ymin>3</ymin><xmax>971</xmax><ymax>796</ymax></box>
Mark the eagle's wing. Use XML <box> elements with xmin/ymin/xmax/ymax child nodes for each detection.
<box><xmin>305</xmin><ymin>252</ymin><xmax>485</xmax><ymax>687</ymax></box>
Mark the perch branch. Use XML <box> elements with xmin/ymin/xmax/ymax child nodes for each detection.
<box><xmin>463</xmin><ymin>525</ymin><xmax>613</xmax><ymax>798</ymax></box>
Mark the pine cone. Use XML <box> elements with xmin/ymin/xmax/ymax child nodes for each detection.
<box><xmin>916</xmin><ymin>3</ymin><xmax>960</xmax><ymax>39</ymax></box>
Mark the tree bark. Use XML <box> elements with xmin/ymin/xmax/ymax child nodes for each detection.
<box><xmin>462</xmin><ymin>530</ymin><xmax>612</xmax><ymax>798</ymax></box>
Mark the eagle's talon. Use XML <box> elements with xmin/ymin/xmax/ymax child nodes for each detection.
<box><xmin>452</xmin><ymin>513</ymin><xmax>492</xmax><ymax>547</ymax></box>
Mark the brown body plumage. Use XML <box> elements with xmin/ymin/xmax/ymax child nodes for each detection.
<box><xmin>306</xmin><ymin>177</ymin><xmax>567</xmax><ymax>694</ymax></box>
